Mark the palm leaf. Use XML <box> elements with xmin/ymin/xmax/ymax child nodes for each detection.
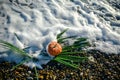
<box><xmin>60</xmin><ymin>51</ymin><xmax>85</xmax><ymax>55</ymax></box>
<box><xmin>57</xmin><ymin>55</ymin><xmax>87</xmax><ymax>60</ymax></box>
<box><xmin>54</xmin><ymin>29</ymin><xmax>90</xmax><ymax>69</ymax></box>
<box><xmin>57</xmin><ymin>28</ymin><xmax>68</xmax><ymax>39</ymax></box>
<box><xmin>55</xmin><ymin>56</ymin><xmax>87</xmax><ymax>63</ymax></box>
<box><xmin>62</xmin><ymin>41</ymin><xmax>90</xmax><ymax>52</ymax></box>
<box><xmin>0</xmin><ymin>40</ymin><xmax>31</xmax><ymax>58</ymax></box>
<box><xmin>34</xmin><ymin>67</ymin><xmax>39</xmax><ymax>80</ymax></box>
<box><xmin>54</xmin><ymin>58</ymin><xmax>79</xmax><ymax>69</ymax></box>
<box><xmin>76</xmin><ymin>37</ymin><xmax>87</xmax><ymax>42</ymax></box>
<box><xmin>14</xmin><ymin>33</ymin><xmax>21</xmax><ymax>41</ymax></box>
<box><xmin>12</xmin><ymin>58</ymin><xmax>31</xmax><ymax>70</ymax></box>
<box><xmin>58</xmin><ymin>35</ymin><xmax>76</xmax><ymax>43</ymax></box>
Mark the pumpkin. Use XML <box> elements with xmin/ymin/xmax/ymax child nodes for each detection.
<box><xmin>47</xmin><ymin>41</ymin><xmax>62</xmax><ymax>56</ymax></box>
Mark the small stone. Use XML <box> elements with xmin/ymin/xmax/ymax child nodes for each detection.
<box><xmin>15</xmin><ymin>71</ymin><xmax>19</xmax><ymax>75</ymax></box>
<box><xmin>39</xmin><ymin>75</ymin><xmax>44</xmax><ymax>79</ymax></box>
<box><xmin>27</xmin><ymin>77</ymin><xmax>33</xmax><ymax>80</ymax></box>
<box><xmin>80</xmin><ymin>72</ymin><xmax>83</xmax><ymax>76</ymax></box>
<box><xmin>88</xmin><ymin>56</ymin><xmax>95</xmax><ymax>62</ymax></box>
<box><xmin>70</xmin><ymin>72</ymin><xmax>74</xmax><ymax>75</ymax></box>
<box><xmin>28</xmin><ymin>71</ymin><xmax>31</xmax><ymax>74</ymax></box>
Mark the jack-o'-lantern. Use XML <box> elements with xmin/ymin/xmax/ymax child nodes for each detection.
<box><xmin>47</xmin><ymin>41</ymin><xmax>62</xmax><ymax>56</ymax></box>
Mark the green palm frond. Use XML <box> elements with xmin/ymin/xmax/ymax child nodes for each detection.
<box><xmin>54</xmin><ymin>29</ymin><xmax>90</xmax><ymax>69</ymax></box>
<box><xmin>0</xmin><ymin>40</ymin><xmax>32</xmax><ymax>70</ymax></box>
<box><xmin>0</xmin><ymin>40</ymin><xmax>31</xmax><ymax>58</ymax></box>
<box><xmin>54</xmin><ymin>57</ymin><xmax>79</xmax><ymax>69</ymax></box>
<box><xmin>62</xmin><ymin>41</ymin><xmax>90</xmax><ymax>52</ymax></box>
<box><xmin>60</xmin><ymin>50</ymin><xmax>85</xmax><ymax>55</ymax></box>
<box><xmin>56</xmin><ymin>55</ymin><xmax>87</xmax><ymax>62</ymax></box>
<box><xmin>14</xmin><ymin>33</ymin><xmax>21</xmax><ymax>41</ymax></box>
<box><xmin>58</xmin><ymin>35</ymin><xmax>76</xmax><ymax>43</ymax></box>
<box><xmin>34</xmin><ymin>67</ymin><xmax>39</xmax><ymax>80</ymax></box>
<box><xmin>12</xmin><ymin>58</ymin><xmax>31</xmax><ymax>70</ymax></box>
<box><xmin>57</xmin><ymin>28</ymin><xmax>68</xmax><ymax>39</ymax></box>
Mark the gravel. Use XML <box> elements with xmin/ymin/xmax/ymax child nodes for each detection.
<box><xmin>0</xmin><ymin>50</ymin><xmax>120</xmax><ymax>80</ymax></box>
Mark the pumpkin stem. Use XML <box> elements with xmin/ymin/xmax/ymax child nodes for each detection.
<box><xmin>53</xmin><ymin>43</ymin><xmax>57</xmax><ymax>48</ymax></box>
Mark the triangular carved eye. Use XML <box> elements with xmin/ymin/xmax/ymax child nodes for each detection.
<box><xmin>47</xmin><ymin>41</ymin><xmax>62</xmax><ymax>56</ymax></box>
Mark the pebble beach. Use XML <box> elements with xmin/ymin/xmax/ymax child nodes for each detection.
<box><xmin>0</xmin><ymin>50</ymin><xmax>119</xmax><ymax>80</ymax></box>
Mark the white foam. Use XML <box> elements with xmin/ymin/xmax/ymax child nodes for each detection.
<box><xmin>0</xmin><ymin>0</ymin><xmax>120</xmax><ymax>68</ymax></box>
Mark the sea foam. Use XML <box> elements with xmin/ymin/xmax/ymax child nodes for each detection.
<box><xmin>0</xmin><ymin>0</ymin><xmax>120</xmax><ymax>68</ymax></box>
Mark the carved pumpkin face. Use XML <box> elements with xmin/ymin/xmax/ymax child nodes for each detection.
<box><xmin>47</xmin><ymin>41</ymin><xmax>62</xmax><ymax>56</ymax></box>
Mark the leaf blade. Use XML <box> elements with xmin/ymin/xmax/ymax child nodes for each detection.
<box><xmin>0</xmin><ymin>40</ymin><xmax>31</xmax><ymax>58</ymax></box>
<box><xmin>57</xmin><ymin>28</ymin><xmax>68</xmax><ymax>39</ymax></box>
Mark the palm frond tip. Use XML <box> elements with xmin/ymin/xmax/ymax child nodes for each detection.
<box><xmin>57</xmin><ymin>28</ymin><xmax>68</xmax><ymax>39</ymax></box>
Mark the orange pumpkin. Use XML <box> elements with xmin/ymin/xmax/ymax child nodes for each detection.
<box><xmin>47</xmin><ymin>41</ymin><xmax>62</xmax><ymax>56</ymax></box>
